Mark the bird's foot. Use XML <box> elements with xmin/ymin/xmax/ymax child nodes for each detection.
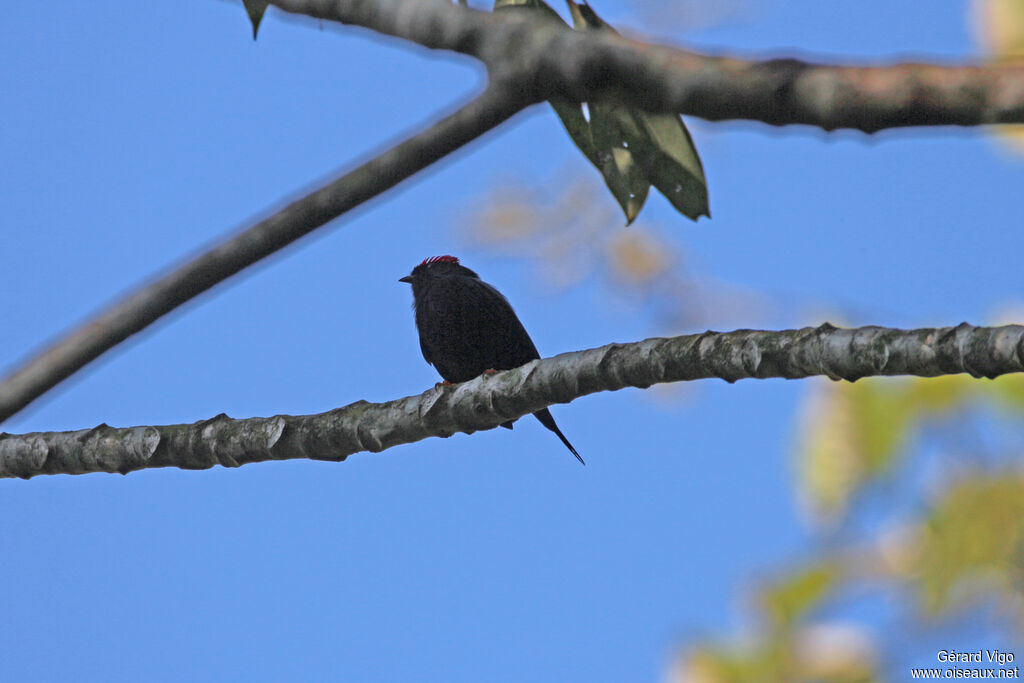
<box><xmin>482</xmin><ymin>369</ymin><xmax>499</xmax><ymax>375</ymax></box>
<box><xmin>434</xmin><ymin>380</ymin><xmax>453</xmax><ymax>388</ymax></box>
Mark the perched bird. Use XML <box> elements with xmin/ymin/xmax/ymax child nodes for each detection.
<box><xmin>400</xmin><ymin>255</ymin><xmax>584</xmax><ymax>465</ymax></box>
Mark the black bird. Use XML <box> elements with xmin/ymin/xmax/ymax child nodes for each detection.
<box><xmin>400</xmin><ymin>255</ymin><xmax>584</xmax><ymax>465</ymax></box>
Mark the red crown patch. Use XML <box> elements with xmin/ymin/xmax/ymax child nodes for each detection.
<box><xmin>420</xmin><ymin>255</ymin><xmax>460</xmax><ymax>265</ymax></box>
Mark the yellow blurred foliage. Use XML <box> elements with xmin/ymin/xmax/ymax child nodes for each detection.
<box><xmin>970</xmin><ymin>0</ymin><xmax>1024</xmax><ymax>151</ymax></box>
<box><xmin>915</xmin><ymin>473</ymin><xmax>1024</xmax><ymax>615</ymax></box>
<box><xmin>795</xmin><ymin>369</ymin><xmax>1024</xmax><ymax>525</ymax></box>
<box><xmin>671</xmin><ymin>622</ymin><xmax>879</xmax><ymax>683</ymax></box>
<box><xmin>760</xmin><ymin>563</ymin><xmax>842</xmax><ymax>628</ymax></box>
<box><xmin>972</xmin><ymin>0</ymin><xmax>1024</xmax><ymax>55</ymax></box>
<box><xmin>795</xmin><ymin>378</ymin><xmax>913</xmax><ymax>525</ymax></box>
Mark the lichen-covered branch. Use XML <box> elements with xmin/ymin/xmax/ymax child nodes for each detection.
<box><xmin>0</xmin><ymin>84</ymin><xmax>530</xmax><ymax>426</ymax></box>
<box><xmin>269</xmin><ymin>0</ymin><xmax>1024</xmax><ymax>132</ymax></box>
<box><xmin>4</xmin><ymin>322</ymin><xmax>1021</xmax><ymax>479</ymax></box>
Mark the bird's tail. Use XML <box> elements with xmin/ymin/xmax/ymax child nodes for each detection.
<box><xmin>532</xmin><ymin>408</ymin><xmax>585</xmax><ymax>465</ymax></box>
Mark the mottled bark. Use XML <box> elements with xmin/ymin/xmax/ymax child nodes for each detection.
<box><xmin>4</xmin><ymin>323</ymin><xmax>1021</xmax><ymax>479</ymax></box>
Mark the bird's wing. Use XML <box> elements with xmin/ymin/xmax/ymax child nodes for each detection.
<box><xmin>465</xmin><ymin>278</ymin><xmax>541</xmax><ymax>364</ymax></box>
<box><xmin>418</xmin><ymin>336</ymin><xmax>434</xmax><ymax>366</ymax></box>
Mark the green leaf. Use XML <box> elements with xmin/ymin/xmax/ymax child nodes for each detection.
<box><xmin>567</xmin><ymin>1</ymin><xmax>709</xmax><ymax>220</ymax></box>
<box><xmin>617</xmin><ymin>108</ymin><xmax>709</xmax><ymax>220</ymax></box>
<box><xmin>587</xmin><ymin>103</ymin><xmax>650</xmax><ymax>224</ymax></box>
<box><xmin>565</xmin><ymin>0</ymin><xmax>600</xmax><ymax>29</ymax></box>
<box><xmin>548</xmin><ymin>94</ymin><xmax>650</xmax><ymax>223</ymax></box>
<box><xmin>547</xmin><ymin>99</ymin><xmax>596</xmax><ymax>159</ymax></box>
<box><xmin>641</xmin><ymin>115</ymin><xmax>709</xmax><ymax>219</ymax></box>
<box><xmin>492</xmin><ymin>1</ymin><xmax>597</xmax><ymax>173</ymax></box>
<box><xmin>495</xmin><ymin>1</ymin><xmax>708</xmax><ymax>222</ymax></box>
<box><xmin>243</xmin><ymin>0</ymin><xmax>269</xmax><ymax>40</ymax></box>
<box><xmin>495</xmin><ymin>0</ymin><xmax>648</xmax><ymax>222</ymax></box>
<box><xmin>564</xmin><ymin>2</ymin><xmax>651</xmax><ymax>223</ymax></box>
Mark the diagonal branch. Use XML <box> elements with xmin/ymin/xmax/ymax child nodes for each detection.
<box><xmin>4</xmin><ymin>322</ymin><xmax>1021</xmax><ymax>479</ymax></box>
<box><xmin>0</xmin><ymin>84</ymin><xmax>531</xmax><ymax>426</ymax></box>
<box><xmin>270</xmin><ymin>0</ymin><xmax>1024</xmax><ymax>132</ymax></box>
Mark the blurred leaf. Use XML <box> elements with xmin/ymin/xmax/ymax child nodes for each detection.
<box><xmin>973</xmin><ymin>0</ymin><xmax>1024</xmax><ymax>55</ymax></box>
<box><xmin>674</xmin><ymin>623</ymin><xmax>878</xmax><ymax>683</ymax></box>
<box><xmin>971</xmin><ymin>0</ymin><xmax>1024</xmax><ymax>152</ymax></box>
<box><xmin>792</xmin><ymin>623</ymin><xmax>880</xmax><ymax>683</ymax></box>
<box><xmin>242</xmin><ymin>0</ymin><xmax>269</xmax><ymax>40</ymax></box>
<box><xmin>796</xmin><ymin>383</ymin><xmax>865</xmax><ymax>523</ymax></box>
<box><xmin>674</xmin><ymin>643</ymin><xmax>788</xmax><ymax>683</ymax></box>
<box><xmin>904</xmin><ymin>372</ymin><xmax>1024</xmax><ymax>416</ymax></box>
<box><xmin>761</xmin><ymin>563</ymin><xmax>841</xmax><ymax>628</ymax></box>
<box><xmin>840</xmin><ymin>381</ymin><xmax>913</xmax><ymax>475</ymax></box>
<box><xmin>875</xmin><ymin>524</ymin><xmax>924</xmax><ymax>580</ymax></box>
<box><xmin>904</xmin><ymin>375</ymin><xmax>973</xmax><ymax>414</ymax></box>
<box><xmin>607</xmin><ymin>230</ymin><xmax>669</xmax><ymax>283</ymax></box>
<box><xmin>796</xmin><ymin>380</ymin><xmax>914</xmax><ymax>524</ymax></box>
<box><xmin>916</xmin><ymin>473</ymin><xmax>1024</xmax><ymax>613</ymax></box>
<box><xmin>984</xmin><ymin>373</ymin><xmax>1024</xmax><ymax>412</ymax></box>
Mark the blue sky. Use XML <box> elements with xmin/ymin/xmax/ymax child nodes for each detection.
<box><xmin>2</xmin><ymin>1</ymin><xmax>1022</xmax><ymax>680</ymax></box>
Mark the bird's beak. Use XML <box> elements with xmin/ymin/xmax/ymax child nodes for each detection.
<box><xmin>399</xmin><ymin>275</ymin><xmax>413</xmax><ymax>284</ymax></box>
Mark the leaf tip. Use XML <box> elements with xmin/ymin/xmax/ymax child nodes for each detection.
<box><xmin>243</xmin><ymin>0</ymin><xmax>269</xmax><ymax>40</ymax></box>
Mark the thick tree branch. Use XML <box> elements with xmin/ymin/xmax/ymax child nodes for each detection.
<box><xmin>0</xmin><ymin>85</ymin><xmax>530</xmax><ymax>426</ymax></box>
<box><xmin>270</xmin><ymin>0</ymin><xmax>1024</xmax><ymax>132</ymax></box>
<box><xmin>4</xmin><ymin>323</ymin><xmax>1021</xmax><ymax>479</ymax></box>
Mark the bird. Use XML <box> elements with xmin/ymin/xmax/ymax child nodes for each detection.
<box><xmin>400</xmin><ymin>255</ymin><xmax>584</xmax><ymax>465</ymax></box>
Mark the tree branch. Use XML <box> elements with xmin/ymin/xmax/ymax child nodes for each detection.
<box><xmin>4</xmin><ymin>322</ymin><xmax>1021</xmax><ymax>479</ymax></box>
<box><xmin>0</xmin><ymin>84</ymin><xmax>530</xmax><ymax>426</ymax></box>
<box><xmin>4</xmin><ymin>3</ymin><xmax>1020</xmax><ymax>429</ymax></box>
<box><xmin>269</xmin><ymin>0</ymin><xmax>1024</xmax><ymax>132</ymax></box>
